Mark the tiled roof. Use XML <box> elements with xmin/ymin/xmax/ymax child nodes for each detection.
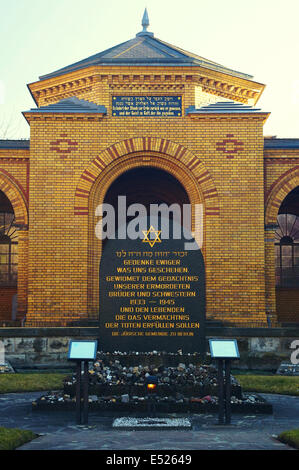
<box><xmin>264</xmin><ymin>138</ymin><xmax>299</xmax><ymax>149</ymax></box>
<box><xmin>185</xmin><ymin>101</ymin><xmax>264</xmax><ymax>114</ymax></box>
<box><xmin>24</xmin><ymin>97</ymin><xmax>107</xmax><ymax>114</ymax></box>
<box><xmin>0</xmin><ymin>140</ymin><xmax>30</xmax><ymax>149</ymax></box>
<box><xmin>39</xmin><ymin>34</ymin><xmax>252</xmax><ymax>81</ymax></box>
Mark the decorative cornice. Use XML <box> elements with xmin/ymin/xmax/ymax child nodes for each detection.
<box><xmin>30</xmin><ymin>75</ymin><xmax>95</xmax><ymax>105</ymax></box>
<box><xmin>109</xmin><ymin>83</ymin><xmax>184</xmax><ymax>91</ymax></box>
<box><xmin>43</xmin><ymin>86</ymin><xmax>92</xmax><ymax>104</ymax></box>
<box><xmin>23</xmin><ymin>114</ymin><xmax>105</xmax><ymax>123</ymax></box>
<box><xmin>201</xmin><ymin>86</ymin><xmax>248</xmax><ymax>104</ymax></box>
<box><xmin>187</xmin><ymin>114</ymin><xmax>268</xmax><ymax>121</ymax></box>
<box><xmin>199</xmin><ymin>76</ymin><xmax>259</xmax><ymax>103</ymax></box>
<box><xmin>28</xmin><ymin>68</ymin><xmax>264</xmax><ymax>107</ymax></box>
<box><xmin>0</xmin><ymin>156</ymin><xmax>29</xmax><ymax>162</ymax></box>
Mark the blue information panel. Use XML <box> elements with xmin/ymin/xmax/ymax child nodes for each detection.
<box><xmin>112</xmin><ymin>96</ymin><xmax>182</xmax><ymax>117</ymax></box>
<box><xmin>209</xmin><ymin>339</ymin><xmax>240</xmax><ymax>359</ymax></box>
<box><xmin>68</xmin><ymin>340</ymin><xmax>98</xmax><ymax>360</ymax></box>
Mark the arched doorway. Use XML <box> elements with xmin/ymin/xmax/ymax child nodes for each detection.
<box><xmin>98</xmin><ymin>167</ymin><xmax>205</xmax><ymax>349</ymax></box>
<box><xmin>0</xmin><ymin>190</ymin><xmax>18</xmax><ymax>323</ymax></box>
<box><xmin>103</xmin><ymin>167</ymin><xmax>190</xmax><ymax>234</ymax></box>
<box><xmin>88</xmin><ymin>158</ymin><xmax>204</xmax><ymax>318</ymax></box>
<box><xmin>275</xmin><ymin>186</ymin><xmax>299</xmax><ymax>324</ymax></box>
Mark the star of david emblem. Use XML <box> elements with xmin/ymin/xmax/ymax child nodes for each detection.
<box><xmin>142</xmin><ymin>226</ymin><xmax>162</xmax><ymax>248</ymax></box>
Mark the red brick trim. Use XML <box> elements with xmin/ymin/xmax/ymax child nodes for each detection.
<box><xmin>265</xmin><ymin>166</ymin><xmax>299</xmax><ymax>224</ymax></box>
<box><xmin>74</xmin><ymin>138</ymin><xmax>220</xmax><ymax>217</ymax></box>
<box><xmin>0</xmin><ymin>171</ymin><xmax>29</xmax><ymax>226</ymax></box>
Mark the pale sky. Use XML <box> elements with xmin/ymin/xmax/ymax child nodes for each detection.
<box><xmin>1</xmin><ymin>0</ymin><xmax>299</xmax><ymax>139</ymax></box>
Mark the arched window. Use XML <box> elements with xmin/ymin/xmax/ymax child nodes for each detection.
<box><xmin>0</xmin><ymin>192</ymin><xmax>18</xmax><ymax>286</ymax></box>
<box><xmin>275</xmin><ymin>213</ymin><xmax>299</xmax><ymax>287</ymax></box>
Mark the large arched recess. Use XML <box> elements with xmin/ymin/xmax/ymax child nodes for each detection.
<box><xmin>74</xmin><ymin>138</ymin><xmax>220</xmax><ymax>318</ymax></box>
<box><xmin>0</xmin><ymin>171</ymin><xmax>29</xmax><ymax>322</ymax></box>
<box><xmin>265</xmin><ymin>167</ymin><xmax>299</xmax><ymax>324</ymax></box>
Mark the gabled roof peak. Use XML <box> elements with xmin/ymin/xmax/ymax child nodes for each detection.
<box><xmin>37</xmin><ymin>10</ymin><xmax>254</xmax><ymax>82</ymax></box>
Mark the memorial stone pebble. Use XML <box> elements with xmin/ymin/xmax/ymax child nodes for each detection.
<box><xmin>31</xmin><ymin>351</ymin><xmax>273</xmax><ymax>413</ymax></box>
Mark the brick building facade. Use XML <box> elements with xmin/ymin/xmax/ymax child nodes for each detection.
<box><xmin>0</xmin><ymin>13</ymin><xmax>298</xmax><ymax>327</ymax></box>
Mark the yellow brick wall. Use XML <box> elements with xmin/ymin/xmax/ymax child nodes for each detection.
<box><xmin>23</xmin><ymin>72</ymin><xmax>269</xmax><ymax>326</ymax></box>
<box><xmin>0</xmin><ymin>68</ymin><xmax>297</xmax><ymax>327</ymax></box>
<box><xmin>201</xmin><ymin>118</ymin><xmax>266</xmax><ymax>324</ymax></box>
<box><xmin>17</xmin><ymin>229</ymin><xmax>29</xmax><ymax>319</ymax></box>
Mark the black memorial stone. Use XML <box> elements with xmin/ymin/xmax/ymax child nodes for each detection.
<box><xmin>99</xmin><ymin>217</ymin><xmax>205</xmax><ymax>353</ymax></box>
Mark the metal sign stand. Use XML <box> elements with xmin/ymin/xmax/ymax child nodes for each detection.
<box><xmin>217</xmin><ymin>359</ymin><xmax>224</xmax><ymax>425</ymax></box>
<box><xmin>75</xmin><ymin>361</ymin><xmax>82</xmax><ymax>425</ymax></box>
<box><xmin>75</xmin><ymin>360</ymin><xmax>90</xmax><ymax>425</ymax></box>
<box><xmin>68</xmin><ymin>340</ymin><xmax>98</xmax><ymax>426</ymax></box>
<box><xmin>225</xmin><ymin>359</ymin><xmax>232</xmax><ymax>425</ymax></box>
<box><xmin>217</xmin><ymin>359</ymin><xmax>232</xmax><ymax>425</ymax></box>
<box><xmin>209</xmin><ymin>339</ymin><xmax>240</xmax><ymax>426</ymax></box>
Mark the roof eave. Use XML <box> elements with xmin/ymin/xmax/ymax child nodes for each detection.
<box><xmin>27</xmin><ymin>83</ymin><xmax>38</xmax><ymax>106</ymax></box>
<box><xmin>22</xmin><ymin>111</ymin><xmax>106</xmax><ymax>123</ymax></box>
<box><xmin>39</xmin><ymin>58</ymin><xmax>254</xmax><ymax>81</ymax></box>
<box><xmin>186</xmin><ymin>111</ymin><xmax>270</xmax><ymax>123</ymax></box>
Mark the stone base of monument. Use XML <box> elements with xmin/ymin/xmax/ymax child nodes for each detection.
<box><xmin>64</xmin><ymin>383</ymin><xmax>243</xmax><ymax>399</ymax></box>
<box><xmin>32</xmin><ymin>392</ymin><xmax>272</xmax><ymax>414</ymax></box>
<box><xmin>31</xmin><ymin>352</ymin><xmax>273</xmax><ymax>414</ymax></box>
<box><xmin>112</xmin><ymin>417</ymin><xmax>192</xmax><ymax>430</ymax></box>
<box><xmin>63</xmin><ymin>353</ymin><xmax>242</xmax><ymax>400</ymax></box>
